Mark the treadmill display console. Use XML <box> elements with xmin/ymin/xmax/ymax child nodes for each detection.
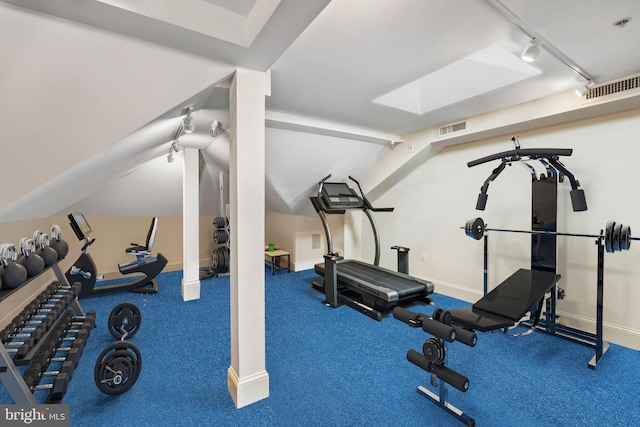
<box><xmin>321</xmin><ymin>182</ymin><xmax>363</xmax><ymax>208</ymax></box>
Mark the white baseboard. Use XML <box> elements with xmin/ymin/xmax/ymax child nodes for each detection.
<box><xmin>421</xmin><ymin>275</ymin><xmax>640</xmax><ymax>351</ymax></box>
<box><xmin>292</xmin><ymin>258</ymin><xmax>322</xmax><ymax>272</ymax></box>
<box><xmin>227</xmin><ymin>366</ymin><xmax>269</xmax><ymax>408</ymax></box>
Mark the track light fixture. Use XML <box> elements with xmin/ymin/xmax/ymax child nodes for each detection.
<box><xmin>167</xmin><ymin>139</ymin><xmax>182</xmax><ymax>163</ymax></box>
<box><xmin>183</xmin><ymin>108</ymin><xmax>195</xmax><ymax>133</ymax></box>
<box><xmin>521</xmin><ymin>38</ymin><xmax>541</xmax><ymax>62</ymax></box>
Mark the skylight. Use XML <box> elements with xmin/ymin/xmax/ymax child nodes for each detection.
<box><xmin>373</xmin><ymin>44</ymin><xmax>542</xmax><ymax>115</ymax></box>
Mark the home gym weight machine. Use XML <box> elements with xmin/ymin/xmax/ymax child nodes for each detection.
<box><xmin>311</xmin><ymin>175</ymin><xmax>434</xmax><ymax>321</ymax></box>
<box><xmin>65</xmin><ymin>213</ymin><xmax>168</xmax><ymax>298</ymax></box>
<box><xmin>398</xmin><ymin>138</ymin><xmax>633</xmax><ymax>426</ymax></box>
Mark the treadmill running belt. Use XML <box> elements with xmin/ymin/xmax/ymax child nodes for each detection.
<box><xmin>315</xmin><ymin>259</ymin><xmax>433</xmax><ymax>303</ymax></box>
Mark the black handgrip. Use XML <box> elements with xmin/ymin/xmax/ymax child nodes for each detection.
<box><xmin>421</xmin><ymin>317</ymin><xmax>456</xmax><ymax>342</ymax></box>
<box><xmin>370</xmin><ymin>207</ymin><xmax>394</xmax><ymax>212</ymax></box>
<box><xmin>431</xmin><ymin>364</ymin><xmax>470</xmax><ymax>393</ymax></box>
<box><xmin>453</xmin><ymin>327</ymin><xmax>477</xmax><ymax>347</ymax></box>
<box><xmin>475</xmin><ymin>193</ymin><xmax>488</xmax><ymax>211</ymax></box>
<box><xmin>392</xmin><ymin>306</ymin><xmax>422</xmax><ymax>327</ymax></box>
<box><xmin>570</xmin><ymin>189</ymin><xmax>588</xmax><ymax>212</ymax></box>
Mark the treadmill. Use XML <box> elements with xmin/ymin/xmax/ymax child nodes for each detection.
<box><xmin>310</xmin><ymin>175</ymin><xmax>434</xmax><ymax>321</ymax></box>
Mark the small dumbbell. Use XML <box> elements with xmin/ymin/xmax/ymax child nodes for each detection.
<box><xmin>32</xmin><ymin>345</ymin><xmax>83</xmax><ymax>369</ymax></box>
<box><xmin>22</xmin><ymin>361</ymin><xmax>74</xmax><ymax>400</ymax></box>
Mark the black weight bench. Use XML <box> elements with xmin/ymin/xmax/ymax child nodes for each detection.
<box><xmin>449</xmin><ymin>269</ymin><xmax>561</xmax><ymax>332</ymax></box>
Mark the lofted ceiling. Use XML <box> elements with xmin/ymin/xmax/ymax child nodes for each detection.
<box><xmin>1</xmin><ymin>0</ymin><xmax>640</xmax><ymax>221</ymax></box>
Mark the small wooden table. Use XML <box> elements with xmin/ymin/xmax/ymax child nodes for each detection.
<box><xmin>264</xmin><ymin>249</ymin><xmax>291</xmax><ymax>275</ymax></box>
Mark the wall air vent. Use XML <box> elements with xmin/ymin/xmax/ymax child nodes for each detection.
<box><xmin>439</xmin><ymin>121</ymin><xmax>468</xmax><ymax>137</ymax></box>
<box><xmin>586</xmin><ymin>76</ymin><xmax>640</xmax><ymax>100</ymax></box>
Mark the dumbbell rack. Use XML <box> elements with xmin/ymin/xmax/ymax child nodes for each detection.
<box><xmin>0</xmin><ymin>262</ymin><xmax>93</xmax><ymax>404</ymax></box>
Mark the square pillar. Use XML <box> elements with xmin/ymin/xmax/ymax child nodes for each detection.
<box><xmin>182</xmin><ymin>146</ymin><xmax>201</xmax><ymax>301</ymax></box>
<box><xmin>227</xmin><ymin>68</ymin><xmax>269</xmax><ymax>408</ymax></box>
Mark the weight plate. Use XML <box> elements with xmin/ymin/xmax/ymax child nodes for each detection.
<box><xmin>422</xmin><ymin>337</ymin><xmax>446</xmax><ymax>365</ymax></box>
<box><xmin>439</xmin><ymin>310</ymin><xmax>452</xmax><ymax>325</ymax></box>
<box><xmin>624</xmin><ymin>225</ymin><xmax>632</xmax><ymax>251</ymax></box>
<box><xmin>432</xmin><ymin>308</ymin><xmax>443</xmax><ymax>323</ymax></box>
<box><xmin>604</xmin><ymin>221</ymin><xmax>615</xmax><ymax>253</ymax></box>
<box><xmin>613</xmin><ymin>223</ymin><xmax>622</xmax><ymax>252</ymax></box>
<box><xmin>94</xmin><ymin>341</ymin><xmax>142</xmax><ymax>395</ymax></box>
<box><xmin>108</xmin><ymin>302</ymin><xmax>142</xmax><ymax>339</ymax></box>
<box><xmin>471</xmin><ymin>217</ymin><xmax>485</xmax><ymax>240</ymax></box>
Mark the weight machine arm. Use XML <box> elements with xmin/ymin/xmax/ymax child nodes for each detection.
<box><xmin>469</xmin><ymin>139</ymin><xmax>586</xmax><ymax>212</ymax></box>
<box><xmin>546</xmin><ymin>157</ymin><xmax>587</xmax><ymax>211</ymax></box>
<box><xmin>475</xmin><ymin>161</ymin><xmax>508</xmax><ymax>211</ymax></box>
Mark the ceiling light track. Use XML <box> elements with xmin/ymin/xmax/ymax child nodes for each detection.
<box><xmin>482</xmin><ymin>0</ymin><xmax>594</xmax><ymax>83</ymax></box>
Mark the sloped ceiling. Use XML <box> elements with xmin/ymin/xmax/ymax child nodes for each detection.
<box><xmin>1</xmin><ymin>0</ymin><xmax>640</xmax><ymax>222</ymax></box>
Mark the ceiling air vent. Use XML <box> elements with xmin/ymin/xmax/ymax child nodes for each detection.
<box><xmin>586</xmin><ymin>76</ymin><xmax>640</xmax><ymax>100</ymax></box>
<box><xmin>439</xmin><ymin>121</ymin><xmax>468</xmax><ymax>137</ymax></box>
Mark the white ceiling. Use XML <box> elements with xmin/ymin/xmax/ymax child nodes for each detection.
<box><xmin>2</xmin><ymin>0</ymin><xmax>640</xmax><ymax>220</ymax></box>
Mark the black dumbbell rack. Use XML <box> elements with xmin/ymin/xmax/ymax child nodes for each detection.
<box><xmin>0</xmin><ymin>262</ymin><xmax>94</xmax><ymax>404</ymax></box>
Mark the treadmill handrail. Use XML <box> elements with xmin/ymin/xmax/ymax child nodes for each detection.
<box><xmin>467</xmin><ymin>148</ymin><xmax>573</xmax><ymax>168</ymax></box>
<box><xmin>348</xmin><ymin>176</ymin><xmax>394</xmax><ymax>213</ymax></box>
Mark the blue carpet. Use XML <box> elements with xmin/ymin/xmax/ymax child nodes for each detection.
<box><xmin>3</xmin><ymin>268</ymin><xmax>640</xmax><ymax>426</ymax></box>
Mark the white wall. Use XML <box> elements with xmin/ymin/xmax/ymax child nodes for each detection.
<box><xmin>362</xmin><ymin>108</ymin><xmax>640</xmax><ymax>349</ymax></box>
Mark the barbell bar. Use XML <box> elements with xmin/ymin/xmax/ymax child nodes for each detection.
<box><xmin>463</xmin><ymin>217</ymin><xmax>638</xmax><ymax>253</ymax></box>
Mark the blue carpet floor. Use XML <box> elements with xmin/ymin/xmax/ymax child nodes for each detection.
<box><xmin>3</xmin><ymin>268</ymin><xmax>640</xmax><ymax>426</ymax></box>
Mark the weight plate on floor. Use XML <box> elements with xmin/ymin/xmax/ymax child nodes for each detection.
<box><xmin>108</xmin><ymin>302</ymin><xmax>142</xmax><ymax>339</ymax></box>
<box><xmin>94</xmin><ymin>341</ymin><xmax>142</xmax><ymax>396</ymax></box>
<box><xmin>604</xmin><ymin>221</ymin><xmax>615</xmax><ymax>253</ymax></box>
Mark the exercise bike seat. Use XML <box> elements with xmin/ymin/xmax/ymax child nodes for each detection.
<box><xmin>125</xmin><ymin>217</ymin><xmax>158</xmax><ymax>257</ymax></box>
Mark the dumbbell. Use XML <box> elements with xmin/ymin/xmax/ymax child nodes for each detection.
<box><xmin>22</xmin><ymin>360</ymin><xmax>74</xmax><ymax>400</ymax></box>
<box><xmin>31</xmin><ymin>310</ymin><xmax>95</xmax><ymax>367</ymax></box>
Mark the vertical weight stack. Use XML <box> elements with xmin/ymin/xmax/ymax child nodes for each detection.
<box><xmin>211</xmin><ymin>217</ymin><xmax>230</xmax><ymax>273</ymax></box>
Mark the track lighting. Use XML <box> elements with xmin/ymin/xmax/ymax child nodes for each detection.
<box><xmin>166</xmin><ymin>139</ymin><xmax>181</xmax><ymax>163</ymax></box>
<box><xmin>210</xmin><ymin>120</ymin><xmax>229</xmax><ymax>138</ymax></box>
<box><xmin>183</xmin><ymin>110</ymin><xmax>195</xmax><ymax>133</ymax></box>
<box><xmin>521</xmin><ymin>38</ymin><xmax>541</xmax><ymax>62</ymax></box>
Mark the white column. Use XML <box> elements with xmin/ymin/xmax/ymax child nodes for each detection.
<box><xmin>181</xmin><ymin>146</ymin><xmax>201</xmax><ymax>301</ymax></box>
<box><xmin>227</xmin><ymin>68</ymin><xmax>269</xmax><ymax>408</ymax></box>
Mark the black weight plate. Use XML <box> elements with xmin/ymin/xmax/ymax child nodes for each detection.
<box><xmin>108</xmin><ymin>302</ymin><xmax>142</xmax><ymax>339</ymax></box>
<box><xmin>95</xmin><ymin>352</ymin><xmax>135</xmax><ymax>395</ymax></box>
<box><xmin>94</xmin><ymin>341</ymin><xmax>142</xmax><ymax>395</ymax></box>
<box><xmin>422</xmin><ymin>338</ymin><xmax>446</xmax><ymax>365</ymax></box>
<box><xmin>604</xmin><ymin>221</ymin><xmax>614</xmax><ymax>253</ymax></box>
<box><xmin>432</xmin><ymin>308</ymin><xmax>443</xmax><ymax>323</ymax></box>
<box><xmin>464</xmin><ymin>219</ymin><xmax>472</xmax><ymax>238</ymax></box>
<box><xmin>612</xmin><ymin>223</ymin><xmax>622</xmax><ymax>252</ymax></box>
<box><xmin>439</xmin><ymin>310</ymin><xmax>452</xmax><ymax>325</ymax></box>
<box><xmin>620</xmin><ymin>225</ymin><xmax>631</xmax><ymax>251</ymax></box>
<box><xmin>106</xmin><ymin>341</ymin><xmax>143</xmax><ymax>383</ymax></box>
<box><xmin>472</xmin><ymin>217</ymin><xmax>485</xmax><ymax>240</ymax></box>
